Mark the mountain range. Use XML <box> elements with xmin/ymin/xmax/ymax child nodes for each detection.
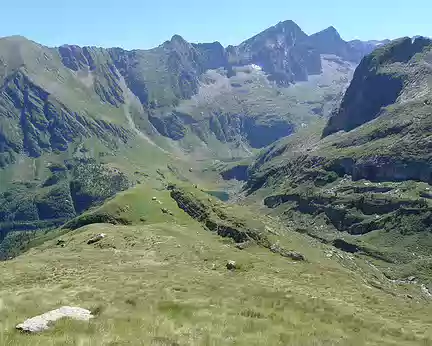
<box><xmin>0</xmin><ymin>21</ymin><xmax>388</xmax><ymax>165</ymax></box>
<box><xmin>1</xmin><ymin>18</ymin><xmax>432</xmax><ymax>345</ymax></box>
<box><xmin>0</xmin><ymin>20</ymin><xmax>386</xmax><ymax>239</ymax></box>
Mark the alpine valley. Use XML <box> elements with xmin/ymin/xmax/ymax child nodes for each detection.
<box><xmin>1</xmin><ymin>19</ymin><xmax>432</xmax><ymax>346</ymax></box>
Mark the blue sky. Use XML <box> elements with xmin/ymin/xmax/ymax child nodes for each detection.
<box><xmin>1</xmin><ymin>0</ymin><xmax>431</xmax><ymax>49</ymax></box>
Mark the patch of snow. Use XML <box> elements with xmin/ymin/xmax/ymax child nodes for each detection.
<box><xmin>250</xmin><ymin>64</ymin><xmax>262</xmax><ymax>71</ymax></box>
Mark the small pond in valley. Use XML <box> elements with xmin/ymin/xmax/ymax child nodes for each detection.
<box><xmin>204</xmin><ymin>190</ymin><xmax>230</xmax><ymax>201</ymax></box>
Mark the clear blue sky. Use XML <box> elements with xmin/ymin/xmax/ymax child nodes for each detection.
<box><xmin>1</xmin><ymin>0</ymin><xmax>431</xmax><ymax>49</ymax></box>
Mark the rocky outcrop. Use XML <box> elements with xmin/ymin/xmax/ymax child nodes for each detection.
<box><xmin>327</xmin><ymin>156</ymin><xmax>432</xmax><ymax>185</ymax></box>
<box><xmin>59</xmin><ymin>45</ymin><xmax>96</xmax><ymax>71</ymax></box>
<box><xmin>109</xmin><ymin>35</ymin><xmax>224</xmax><ymax>108</ymax></box>
<box><xmin>323</xmin><ymin>37</ymin><xmax>432</xmax><ymax>136</ymax></box>
<box><xmin>0</xmin><ymin>69</ymin><xmax>129</xmax><ymax>162</ymax></box>
<box><xmin>59</xmin><ymin>46</ymin><xmax>125</xmax><ymax>106</ymax></box>
<box><xmin>168</xmin><ymin>185</ymin><xmax>270</xmax><ymax>246</ymax></box>
<box><xmin>264</xmin><ymin>189</ymin><xmax>428</xmax><ymax>235</ymax></box>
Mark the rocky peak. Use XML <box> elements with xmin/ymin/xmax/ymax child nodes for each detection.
<box><xmin>307</xmin><ymin>26</ymin><xmax>358</xmax><ymax>61</ymax></box>
<box><xmin>243</xmin><ymin>19</ymin><xmax>308</xmax><ymax>49</ymax></box>
<box><xmin>170</xmin><ymin>34</ymin><xmax>186</xmax><ymax>42</ymax></box>
<box><xmin>274</xmin><ymin>20</ymin><xmax>306</xmax><ymax>36</ymax></box>
<box><xmin>229</xmin><ymin>20</ymin><xmax>319</xmax><ymax>85</ymax></box>
<box><xmin>165</xmin><ymin>34</ymin><xmax>191</xmax><ymax>50</ymax></box>
<box><xmin>313</xmin><ymin>26</ymin><xmax>342</xmax><ymax>40</ymax></box>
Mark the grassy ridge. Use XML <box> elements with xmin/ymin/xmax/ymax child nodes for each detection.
<box><xmin>1</xmin><ymin>181</ymin><xmax>432</xmax><ymax>345</ymax></box>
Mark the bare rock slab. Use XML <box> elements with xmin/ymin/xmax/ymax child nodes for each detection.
<box><xmin>16</xmin><ymin>306</ymin><xmax>94</xmax><ymax>333</ymax></box>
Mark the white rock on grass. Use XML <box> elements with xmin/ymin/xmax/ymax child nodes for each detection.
<box><xmin>16</xmin><ymin>306</ymin><xmax>94</xmax><ymax>333</ymax></box>
<box><xmin>87</xmin><ymin>233</ymin><xmax>106</xmax><ymax>244</ymax></box>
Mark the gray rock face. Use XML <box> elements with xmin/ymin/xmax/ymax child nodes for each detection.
<box><xmin>16</xmin><ymin>306</ymin><xmax>94</xmax><ymax>333</ymax></box>
<box><xmin>58</xmin><ymin>45</ymin><xmax>95</xmax><ymax>71</ymax></box>
<box><xmin>228</xmin><ymin>20</ymin><xmax>320</xmax><ymax>85</ymax></box>
<box><xmin>323</xmin><ymin>37</ymin><xmax>432</xmax><ymax>137</ymax></box>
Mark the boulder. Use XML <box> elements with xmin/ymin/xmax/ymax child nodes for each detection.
<box><xmin>87</xmin><ymin>233</ymin><xmax>106</xmax><ymax>245</ymax></box>
<box><xmin>226</xmin><ymin>260</ymin><xmax>237</xmax><ymax>270</ymax></box>
<box><xmin>16</xmin><ymin>306</ymin><xmax>94</xmax><ymax>333</ymax></box>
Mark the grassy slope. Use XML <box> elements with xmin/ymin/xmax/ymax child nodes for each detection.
<box><xmin>1</xmin><ymin>183</ymin><xmax>432</xmax><ymax>345</ymax></box>
<box><xmin>0</xmin><ymin>130</ymin><xmax>181</xmax><ymax>259</ymax></box>
<box><xmin>0</xmin><ymin>37</ymin><xmax>126</xmax><ymax>126</ymax></box>
<box><xmin>245</xmin><ymin>118</ymin><xmax>432</xmax><ymax>279</ymax></box>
